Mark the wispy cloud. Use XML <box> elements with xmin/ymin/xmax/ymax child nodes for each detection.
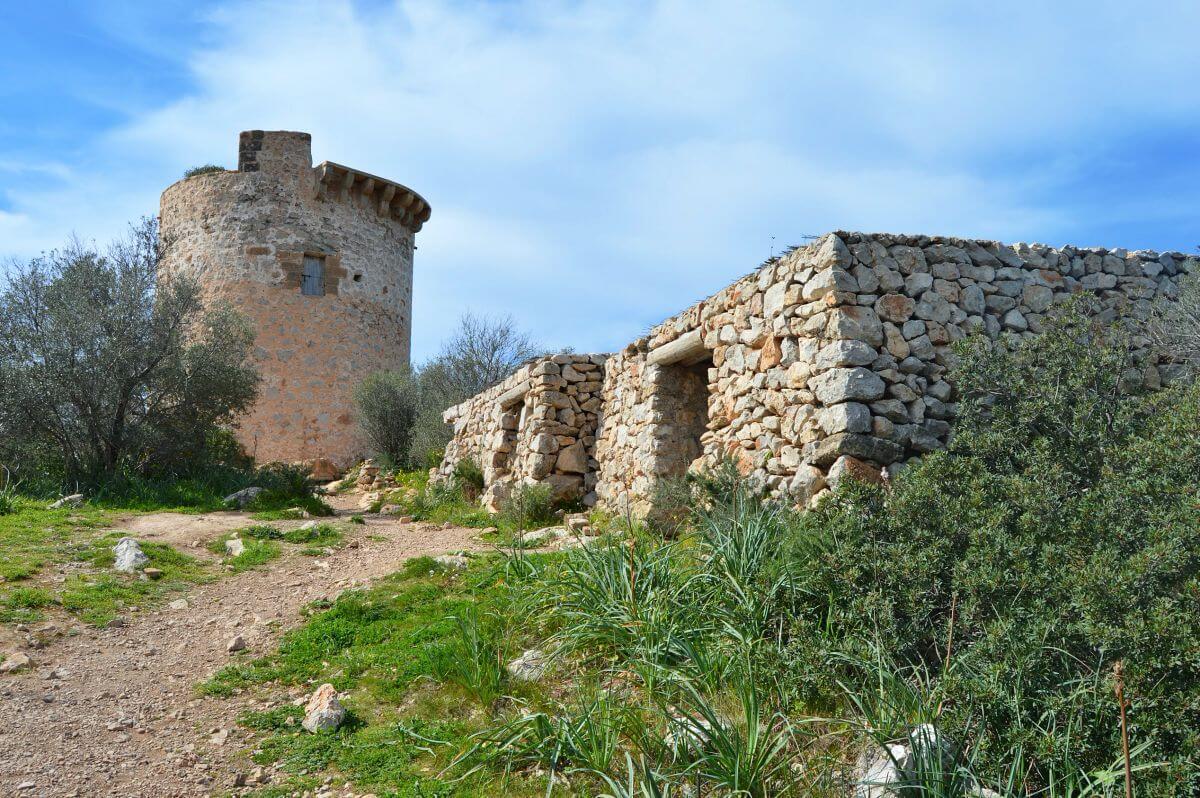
<box><xmin>3</xmin><ymin>0</ymin><xmax>1199</xmax><ymax>358</ymax></box>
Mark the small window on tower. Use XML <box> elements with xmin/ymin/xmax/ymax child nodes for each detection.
<box><xmin>301</xmin><ymin>255</ymin><xmax>325</xmax><ymax>296</ymax></box>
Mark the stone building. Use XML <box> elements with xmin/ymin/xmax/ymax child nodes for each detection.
<box><xmin>159</xmin><ymin>131</ymin><xmax>430</xmax><ymax>468</ymax></box>
<box><xmin>439</xmin><ymin>232</ymin><xmax>1195</xmax><ymax>515</ymax></box>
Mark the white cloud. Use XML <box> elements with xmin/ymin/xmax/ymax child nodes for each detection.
<box><xmin>4</xmin><ymin>0</ymin><xmax>1200</xmax><ymax>357</ymax></box>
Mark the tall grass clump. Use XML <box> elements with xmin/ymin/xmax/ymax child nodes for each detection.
<box><xmin>433</xmin><ymin>605</ymin><xmax>508</xmax><ymax>707</ymax></box>
<box><xmin>498</xmin><ymin>482</ymin><xmax>558</xmax><ymax>530</ymax></box>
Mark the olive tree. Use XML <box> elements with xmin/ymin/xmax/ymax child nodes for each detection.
<box><xmin>356</xmin><ymin>313</ymin><xmax>540</xmax><ymax>468</ymax></box>
<box><xmin>353</xmin><ymin>368</ymin><xmax>420</xmax><ymax>467</ymax></box>
<box><xmin>0</xmin><ymin>218</ymin><xmax>259</xmax><ymax>487</ymax></box>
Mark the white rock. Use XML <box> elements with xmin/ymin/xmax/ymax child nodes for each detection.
<box><xmin>854</xmin><ymin>724</ymin><xmax>957</xmax><ymax>797</ymax></box>
<box><xmin>0</xmin><ymin>651</ymin><xmax>32</xmax><ymax>673</ymax></box>
<box><xmin>302</xmin><ymin>683</ymin><xmax>346</xmax><ymax>732</ymax></box>
<box><xmin>225</xmin><ymin>538</ymin><xmax>246</xmax><ymax>557</ymax></box>
<box><xmin>434</xmin><ymin>554</ymin><xmax>469</xmax><ymax>570</ymax></box>
<box><xmin>506</xmin><ymin>649</ymin><xmax>548</xmax><ymax>682</ymax></box>
<box><xmin>48</xmin><ymin>493</ymin><xmax>84</xmax><ymax>510</ymax></box>
<box><xmin>564</xmin><ymin>513</ymin><xmax>590</xmax><ymax>533</ymax></box>
<box><xmin>112</xmin><ymin>538</ymin><xmax>149</xmax><ymax>573</ymax></box>
<box><xmin>226</xmin><ymin>635</ymin><xmax>247</xmax><ymax>653</ymax></box>
<box><xmin>169</xmin><ymin>599</ymin><xmax>190</xmax><ymax>611</ymax></box>
<box><xmin>809</xmin><ymin>367</ymin><xmax>886</xmax><ymax>404</ymax></box>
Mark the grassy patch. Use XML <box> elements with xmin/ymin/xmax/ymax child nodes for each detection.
<box><xmin>0</xmin><ymin>497</ymin><xmax>110</xmax><ymax>582</ymax></box>
<box><xmin>248</xmin><ymin>493</ymin><xmax>334</xmax><ymax>521</ymax></box>
<box><xmin>208</xmin><ymin>524</ymin><xmax>344</xmax><ymax>569</ymax></box>
<box><xmin>200</xmin><ymin>554</ymin><xmax>561</xmax><ymax>796</ymax></box>
<box><xmin>207</xmin><ymin>534</ymin><xmax>281</xmax><ymax>573</ymax></box>
<box><xmin>0</xmin><ymin>586</ymin><xmax>55</xmax><ymax>623</ymax></box>
<box><xmin>62</xmin><ymin>537</ymin><xmax>210</xmax><ymax>625</ymax></box>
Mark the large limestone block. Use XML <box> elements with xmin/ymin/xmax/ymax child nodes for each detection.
<box><xmin>815</xmin><ymin>340</ymin><xmax>877</xmax><ymax>370</ymax></box>
<box><xmin>807</xmin><ymin>432</ymin><xmax>904</xmax><ymax>467</ymax></box>
<box><xmin>816</xmin><ymin>402</ymin><xmax>872</xmax><ymax>434</ymax></box>
<box><xmin>802</xmin><ymin>268</ymin><xmax>858</xmax><ymax>302</ymax></box>
<box><xmin>826</xmin><ymin>306</ymin><xmax>884</xmax><ymax>347</ymax></box>
<box><xmin>809</xmin><ymin>367</ymin><xmax>886</xmax><ymax>405</ymax></box>
<box><xmin>556</xmin><ymin>441</ymin><xmax>589</xmax><ymax>474</ymax></box>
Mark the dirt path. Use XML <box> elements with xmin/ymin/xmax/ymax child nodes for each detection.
<box><xmin>0</xmin><ymin>502</ymin><xmax>486</xmax><ymax>798</ymax></box>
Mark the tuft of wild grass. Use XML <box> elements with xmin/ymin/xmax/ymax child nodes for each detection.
<box><xmin>0</xmin><ymin>468</ymin><xmax>19</xmax><ymax>516</ymax></box>
<box><xmin>431</xmin><ymin>605</ymin><xmax>508</xmax><ymax>707</ymax></box>
<box><xmin>498</xmin><ymin>483</ymin><xmax>558</xmax><ymax>530</ymax></box>
<box><xmin>664</xmin><ymin>674</ymin><xmax>795</xmax><ymax>798</ymax></box>
<box><xmin>593</xmin><ymin>753</ymin><xmax>678</xmax><ymax>798</ymax></box>
<box><xmin>452</xmin><ymin>690</ymin><xmax>629</xmax><ymax>786</ymax></box>
<box><xmin>539</xmin><ymin>536</ymin><xmax>711</xmax><ymax>671</ymax></box>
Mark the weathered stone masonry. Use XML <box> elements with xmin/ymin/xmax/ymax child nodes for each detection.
<box><xmin>440</xmin><ymin>353</ymin><xmax>607</xmax><ymax>510</ymax></box>
<box><xmin>159</xmin><ymin>131</ymin><xmax>430</xmax><ymax>468</ymax></box>
<box><xmin>439</xmin><ymin>232</ymin><xmax>1195</xmax><ymax>516</ymax></box>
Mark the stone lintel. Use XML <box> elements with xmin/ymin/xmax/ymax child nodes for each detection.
<box><xmin>647</xmin><ymin>329</ymin><xmax>709</xmax><ymax>366</ymax></box>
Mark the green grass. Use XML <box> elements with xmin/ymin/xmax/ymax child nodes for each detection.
<box><xmin>238</xmin><ymin>523</ymin><xmax>344</xmax><ymax>547</ymax></box>
<box><xmin>248</xmin><ymin>492</ymin><xmax>334</xmax><ymax>521</ymax></box>
<box><xmin>0</xmin><ymin>497</ymin><xmax>110</xmax><ymax>582</ymax></box>
<box><xmin>199</xmin><ymin>554</ymin><xmax>562</xmax><ymax>796</ymax></box>
<box><xmin>207</xmin><ymin>524</ymin><xmax>345</xmax><ymax>570</ymax></box>
<box><xmin>207</xmin><ymin>533</ymin><xmax>282</xmax><ymax>573</ymax></box>
<box><xmin>60</xmin><ymin>535</ymin><xmax>211</xmax><ymax>625</ymax></box>
<box><xmin>0</xmin><ymin>586</ymin><xmax>55</xmax><ymax>623</ymax></box>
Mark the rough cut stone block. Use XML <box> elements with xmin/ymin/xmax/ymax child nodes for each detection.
<box><xmin>815</xmin><ymin>340</ymin><xmax>877</xmax><ymax>370</ymax></box>
<box><xmin>807</xmin><ymin>432</ymin><xmax>904</xmax><ymax>467</ymax></box>
<box><xmin>809</xmin><ymin>367</ymin><xmax>886</xmax><ymax>404</ymax></box>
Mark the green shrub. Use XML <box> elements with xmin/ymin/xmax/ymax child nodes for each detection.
<box><xmin>354</xmin><ymin>369</ymin><xmax>419</xmax><ymax>467</ymax></box>
<box><xmin>498</xmin><ymin>483</ymin><xmax>556</xmax><ymax>530</ymax></box>
<box><xmin>0</xmin><ymin>217</ymin><xmax>258</xmax><ymax>489</ymax></box>
<box><xmin>452</xmin><ymin>458</ymin><xmax>485</xmax><ymax>502</ymax></box>
<box><xmin>777</xmin><ymin>307</ymin><xmax>1200</xmax><ymax>795</ymax></box>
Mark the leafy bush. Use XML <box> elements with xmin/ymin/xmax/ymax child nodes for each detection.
<box><xmin>497</xmin><ymin>483</ymin><xmax>557</xmax><ymax>530</ymax></box>
<box><xmin>0</xmin><ymin>217</ymin><xmax>258</xmax><ymax>489</ymax></box>
<box><xmin>354</xmin><ymin>369</ymin><xmax>419</xmax><ymax>467</ymax></box>
<box><xmin>777</xmin><ymin>307</ymin><xmax>1200</xmax><ymax>795</ymax></box>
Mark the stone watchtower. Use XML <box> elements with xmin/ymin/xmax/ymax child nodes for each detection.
<box><xmin>159</xmin><ymin>131</ymin><xmax>431</xmax><ymax>468</ymax></box>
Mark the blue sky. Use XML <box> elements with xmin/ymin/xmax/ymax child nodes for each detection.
<box><xmin>2</xmin><ymin>0</ymin><xmax>1199</xmax><ymax>360</ymax></box>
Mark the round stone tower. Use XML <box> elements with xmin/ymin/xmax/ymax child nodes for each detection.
<box><xmin>159</xmin><ymin>130</ymin><xmax>431</xmax><ymax>468</ymax></box>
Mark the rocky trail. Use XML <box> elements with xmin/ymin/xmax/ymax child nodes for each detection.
<box><xmin>0</xmin><ymin>497</ymin><xmax>486</xmax><ymax>797</ymax></box>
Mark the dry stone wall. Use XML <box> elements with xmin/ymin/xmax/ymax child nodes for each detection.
<box><xmin>439</xmin><ymin>354</ymin><xmax>607</xmax><ymax>509</ymax></box>
<box><xmin>445</xmin><ymin>231</ymin><xmax>1196</xmax><ymax>517</ymax></box>
<box><xmin>159</xmin><ymin>131</ymin><xmax>430</xmax><ymax>468</ymax></box>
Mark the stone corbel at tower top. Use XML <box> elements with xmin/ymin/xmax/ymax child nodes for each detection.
<box><xmin>314</xmin><ymin>162</ymin><xmax>431</xmax><ymax>233</ymax></box>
